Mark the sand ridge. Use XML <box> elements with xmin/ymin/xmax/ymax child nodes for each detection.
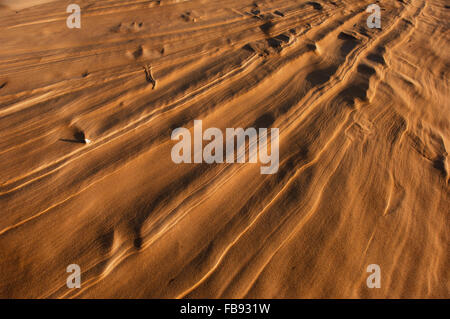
<box><xmin>0</xmin><ymin>0</ymin><xmax>448</xmax><ymax>298</ymax></box>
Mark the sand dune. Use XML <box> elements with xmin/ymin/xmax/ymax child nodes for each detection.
<box><xmin>0</xmin><ymin>0</ymin><xmax>448</xmax><ymax>298</ymax></box>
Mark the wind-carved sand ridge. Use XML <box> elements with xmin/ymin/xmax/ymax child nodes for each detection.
<box><xmin>0</xmin><ymin>0</ymin><xmax>448</xmax><ymax>298</ymax></box>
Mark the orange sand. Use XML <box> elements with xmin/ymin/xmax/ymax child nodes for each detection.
<box><xmin>0</xmin><ymin>0</ymin><xmax>448</xmax><ymax>298</ymax></box>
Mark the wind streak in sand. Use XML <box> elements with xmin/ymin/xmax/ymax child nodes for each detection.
<box><xmin>0</xmin><ymin>0</ymin><xmax>448</xmax><ymax>298</ymax></box>
<box><xmin>0</xmin><ymin>0</ymin><xmax>57</xmax><ymax>11</ymax></box>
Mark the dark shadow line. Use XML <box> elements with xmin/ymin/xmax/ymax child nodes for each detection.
<box><xmin>59</xmin><ymin>139</ymin><xmax>85</xmax><ymax>144</ymax></box>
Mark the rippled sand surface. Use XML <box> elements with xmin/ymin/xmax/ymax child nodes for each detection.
<box><xmin>0</xmin><ymin>0</ymin><xmax>448</xmax><ymax>298</ymax></box>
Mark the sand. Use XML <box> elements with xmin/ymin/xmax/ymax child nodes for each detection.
<box><xmin>0</xmin><ymin>0</ymin><xmax>448</xmax><ymax>298</ymax></box>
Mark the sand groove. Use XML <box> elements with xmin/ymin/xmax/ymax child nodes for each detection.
<box><xmin>0</xmin><ymin>0</ymin><xmax>448</xmax><ymax>298</ymax></box>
